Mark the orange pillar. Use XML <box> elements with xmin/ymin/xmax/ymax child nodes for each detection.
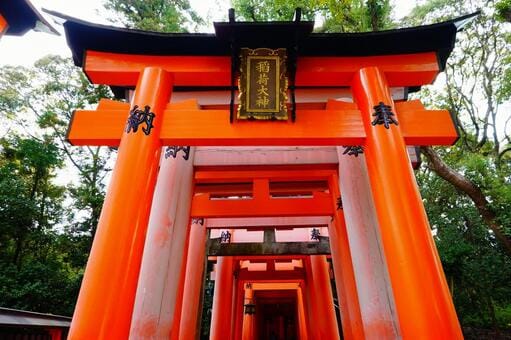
<box><xmin>309</xmin><ymin>256</ymin><xmax>340</xmax><ymax>339</ymax></box>
<box><xmin>241</xmin><ymin>284</ymin><xmax>254</xmax><ymax>340</ymax></box>
<box><xmin>68</xmin><ymin>67</ymin><xmax>172</xmax><ymax>339</ymax></box>
<box><xmin>130</xmin><ymin>146</ymin><xmax>195</xmax><ymax>338</ymax></box>
<box><xmin>328</xmin><ymin>175</ymin><xmax>365</xmax><ymax>340</ymax></box>
<box><xmin>47</xmin><ymin>328</ymin><xmax>62</xmax><ymax>340</ymax></box>
<box><xmin>177</xmin><ymin>218</ymin><xmax>208</xmax><ymax>340</ymax></box>
<box><xmin>296</xmin><ymin>286</ymin><xmax>309</xmax><ymax>340</ymax></box>
<box><xmin>336</xmin><ymin>148</ymin><xmax>400</xmax><ymax>337</ymax></box>
<box><xmin>0</xmin><ymin>14</ymin><xmax>7</xmax><ymax>37</ymax></box>
<box><xmin>233</xmin><ymin>279</ymin><xmax>245</xmax><ymax>340</ymax></box>
<box><xmin>352</xmin><ymin>66</ymin><xmax>462</xmax><ymax>338</ymax></box>
<box><xmin>169</xmin><ymin>228</ymin><xmax>191</xmax><ymax>340</ymax></box>
<box><xmin>210</xmin><ymin>256</ymin><xmax>235</xmax><ymax>340</ymax></box>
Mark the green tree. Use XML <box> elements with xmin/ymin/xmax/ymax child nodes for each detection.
<box><xmin>104</xmin><ymin>0</ymin><xmax>204</xmax><ymax>32</ymax></box>
<box><xmin>0</xmin><ymin>56</ymin><xmax>114</xmax><ymax>249</ymax></box>
<box><xmin>232</xmin><ymin>0</ymin><xmax>393</xmax><ymax>32</ymax></box>
<box><xmin>0</xmin><ymin>56</ymin><xmax>114</xmax><ymax>314</ymax></box>
<box><xmin>0</xmin><ymin>136</ymin><xmax>83</xmax><ymax>315</ymax></box>
<box><xmin>405</xmin><ymin>0</ymin><xmax>511</xmax><ymax>332</ymax></box>
<box><xmin>405</xmin><ymin>0</ymin><xmax>511</xmax><ymax>255</ymax></box>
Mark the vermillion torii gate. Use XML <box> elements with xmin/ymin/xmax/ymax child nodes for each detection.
<box><xmin>53</xmin><ymin>9</ymin><xmax>477</xmax><ymax>340</ymax></box>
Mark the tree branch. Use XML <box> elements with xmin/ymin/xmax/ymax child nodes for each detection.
<box><xmin>421</xmin><ymin>146</ymin><xmax>511</xmax><ymax>257</ymax></box>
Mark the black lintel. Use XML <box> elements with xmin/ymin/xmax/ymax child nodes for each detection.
<box><xmin>207</xmin><ymin>236</ymin><xmax>331</xmax><ymax>256</ymax></box>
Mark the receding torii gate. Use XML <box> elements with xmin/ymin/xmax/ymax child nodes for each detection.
<box><xmin>51</xmin><ymin>9</ymin><xmax>477</xmax><ymax>340</ymax></box>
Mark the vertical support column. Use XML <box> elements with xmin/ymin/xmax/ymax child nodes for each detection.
<box><xmin>328</xmin><ymin>174</ymin><xmax>365</xmax><ymax>340</ymax></box>
<box><xmin>69</xmin><ymin>67</ymin><xmax>172</xmax><ymax>339</ymax></box>
<box><xmin>241</xmin><ymin>284</ymin><xmax>254</xmax><ymax>340</ymax></box>
<box><xmin>308</xmin><ymin>255</ymin><xmax>340</xmax><ymax>339</ymax></box>
<box><xmin>0</xmin><ymin>14</ymin><xmax>8</xmax><ymax>38</ymax></box>
<box><xmin>177</xmin><ymin>218</ymin><xmax>208</xmax><ymax>340</ymax></box>
<box><xmin>210</xmin><ymin>256</ymin><xmax>235</xmax><ymax>340</ymax></box>
<box><xmin>352</xmin><ymin>67</ymin><xmax>462</xmax><ymax>338</ymax></box>
<box><xmin>304</xmin><ymin>258</ymin><xmax>320</xmax><ymax>339</ymax></box>
<box><xmin>47</xmin><ymin>328</ymin><xmax>62</xmax><ymax>340</ymax></box>
<box><xmin>336</xmin><ymin>147</ymin><xmax>401</xmax><ymax>338</ymax></box>
<box><xmin>233</xmin><ymin>279</ymin><xmax>245</xmax><ymax>340</ymax></box>
<box><xmin>296</xmin><ymin>286</ymin><xmax>309</xmax><ymax>340</ymax></box>
<box><xmin>130</xmin><ymin>145</ymin><xmax>195</xmax><ymax>338</ymax></box>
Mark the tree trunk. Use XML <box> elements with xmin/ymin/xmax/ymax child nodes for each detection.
<box><xmin>420</xmin><ymin>146</ymin><xmax>511</xmax><ymax>257</ymax></box>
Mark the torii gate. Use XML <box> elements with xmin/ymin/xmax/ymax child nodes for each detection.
<box><xmin>52</xmin><ymin>9</ymin><xmax>476</xmax><ymax>340</ymax></box>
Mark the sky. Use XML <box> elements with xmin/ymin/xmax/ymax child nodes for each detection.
<box><xmin>0</xmin><ymin>0</ymin><xmax>417</xmax><ymax>67</ymax></box>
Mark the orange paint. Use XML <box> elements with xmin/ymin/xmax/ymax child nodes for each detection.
<box><xmin>169</xmin><ymin>237</ymin><xmax>190</xmax><ymax>340</ymax></box>
<box><xmin>178</xmin><ymin>220</ymin><xmax>208</xmax><ymax>340</ymax></box>
<box><xmin>47</xmin><ymin>328</ymin><xmax>62</xmax><ymax>340</ymax></box>
<box><xmin>68</xmin><ymin>103</ymin><xmax>456</xmax><ymax>147</ymax></box>
<box><xmin>233</xmin><ymin>279</ymin><xmax>245</xmax><ymax>340</ymax></box>
<box><xmin>84</xmin><ymin>50</ymin><xmax>439</xmax><ymax>87</ymax></box>
<box><xmin>210</xmin><ymin>257</ymin><xmax>235</xmax><ymax>340</ymax></box>
<box><xmin>68</xmin><ymin>68</ymin><xmax>172</xmax><ymax>339</ymax></box>
<box><xmin>191</xmin><ymin>168</ymin><xmax>336</xmax><ymax>218</ymax></box>
<box><xmin>328</xmin><ymin>175</ymin><xmax>365</xmax><ymax>340</ymax></box>
<box><xmin>308</xmin><ymin>256</ymin><xmax>341</xmax><ymax>339</ymax></box>
<box><xmin>0</xmin><ymin>14</ymin><xmax>8</xmax><ymax>38</ymax></box>
<box><xmin>352</xmin><ymin>67</ymin><xmax>462</xmax><ymax>338</ymax></box>
<box><xmin>241</xmin><ymin>285</ymin><xmax>255</xmax><ymax>340</ymax></box>
<box><xmin>67</xmin><ymin>108</ymin><xmax>365</xmax><ymax>147</ymax></box>
<box><xmin>296</xmin><ymin>287</ymin><xmax>309</xmax><ymax>340</ymax></box>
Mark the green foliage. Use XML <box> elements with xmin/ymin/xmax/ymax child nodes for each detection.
<box><xmin>232</xmin><ymin>0</ymin><xmax>393</xmax><ymax>32</ymax></box>
<box><xmin>496</xmin><ymin>0</ymin><xmax>511</xmax><ymax>21</ymax></box>
<box><xmin>417</xmin><ymin>146</ymin><xmax>511</xmax><ymax>329</ymax></box>
<box><xmin>0</xmin><ymin>136</ymin><xmax>82</xmax><ymax>315</ymax></box>
<box><xmin>104</xmin><ymin>0</ymin><xmax>204</xmax><ymax>32</ymax></box>
<box><xmin>0</xmin><ymin>56</ymin><xmax>114</xmax><ymax>315</ymax></box>
<box><xmin>408</xmin><ymin>0</ymin><xmax>511</xmax><ymax>331</ymax></box>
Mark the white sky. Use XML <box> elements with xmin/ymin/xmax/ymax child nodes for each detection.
<box><xmin>0</xmin><ymin>0</ymin><xmax>417</xmax><ymax>67</ymax></box>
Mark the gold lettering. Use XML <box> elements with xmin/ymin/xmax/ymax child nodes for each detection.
<box><xmin>257</xmin><ymin>72</ymin><xmax>269</xmax><ymax>86</ymax></box>
<box><xmin>256</xmin><ymin>60</ymin><xmax>270</xmax><ymax>73</ymax></box>
<box><xmin>257</xmin><ymin>85</ymin><xmax>269</xmax><ymax>97</ymax></box>
<box><xmin>256</xmin><ymin>96</ymin><xmax>270</xmax><ymax>108</ymax></box>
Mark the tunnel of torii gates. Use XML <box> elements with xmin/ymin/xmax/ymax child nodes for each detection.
<box><xmin>49</xmin><ymin>8</ymin><xmax>478</xmax><ymax>340</ymax></box>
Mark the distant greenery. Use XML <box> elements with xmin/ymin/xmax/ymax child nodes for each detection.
<box><xmin>104</xmin><ymin>0</ymin><xmax>204</xmax><ymax>32</ymax></box>
<box><xmin>0</xmin><ymin>56</ymin><xmax>112</xmax><ymax>315</ymax></box>
<box><xmin>232</xmin><ymin>0</ymin><xmax>393</xmax><ymax>32</ymax></box>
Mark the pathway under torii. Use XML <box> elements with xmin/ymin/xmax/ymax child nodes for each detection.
<box><xmin>49</xmin><ymin>9</ymin><xmax>477</xmax><ymax>339</ymax></box>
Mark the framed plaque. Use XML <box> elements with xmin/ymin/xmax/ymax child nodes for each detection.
<box><xmin>238</xmin><ymin>48</ymin><xmax>288</xmax><ymax>120</ymax></box>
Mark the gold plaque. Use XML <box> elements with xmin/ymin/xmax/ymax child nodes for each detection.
<box><xmin>238</xmin><ymin>48</ymin><xmax>288</xmax><ymax>120</ymax></box>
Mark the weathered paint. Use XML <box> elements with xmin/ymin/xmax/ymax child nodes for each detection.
<box><xmin>337</xmin><ymin>148</ymin><xmax>400</xmax><ymax>339</ymax></box>
<box><xmin>129</xmin><ymin>146</ymin><xmax>195</xmax><ymax>339</ymax></box>
<box><xmin>68</xmin><ymin>67</ymin><xmax>172</xmax><ymax>339</ymax></box>
<box><xmin>352</xmin><ymin>67</ymin><xmax>462</xmax><ymax>338</ymax></box>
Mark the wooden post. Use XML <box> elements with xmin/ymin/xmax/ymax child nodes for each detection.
<box><xmin>177</xmin><ymin>218</ymin><xmax>208</xmax><ymax>340</ymax></box>
<box><xmin>129</xmin><ymin>145</ymin><xmax>195</xmax><ymax>338</ymax></box>
<box><xmin>336</xmin><ymin>148</ymin><xmax>401</xmax><ymax>337</ymax></box>
<box><xmin>328</xmin><ymin>175</ymin><xmax>365</xmax><ymax>340</ymax></box>
<box><xmin>233</xmin><ymin>279</ymin><xmax>245</xmax><ymax>340</ymax></box>
<box><xmin>210</xmin><ymin>257</ymin><xmax>235</xmax><ymax>340</ymax></box>
<box><xmin>308</xmin><ymin>255</ymin><xmax>340</xmax><ymax>339</ymax></box>
<box><xmin>241</xmin><ymin>284</ymin><xmax>254</xmax><ymax>340</ymax></box>
<box><xmin>352</xmin><ymin>66</ymin><xmax>463</xmax><ymax>338</ymax></box>
<box><xmin>296</xmin><ymin>286</ymin><xmax>309</xmax><ymax>340</ymax></box>
<box><xmin>0</xmin><ymin>14</ymin><xmax>8</xmax><ymax>38</ymax></box>
<box><xmin>47</xmin><ymin>328</ymin><xmax>62</xmax><ymax>340</ymax></box>
<box><xmin>68</xmin><ymin>67</ymin><xmax>172</xmax><ymax>339</ymax></box>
